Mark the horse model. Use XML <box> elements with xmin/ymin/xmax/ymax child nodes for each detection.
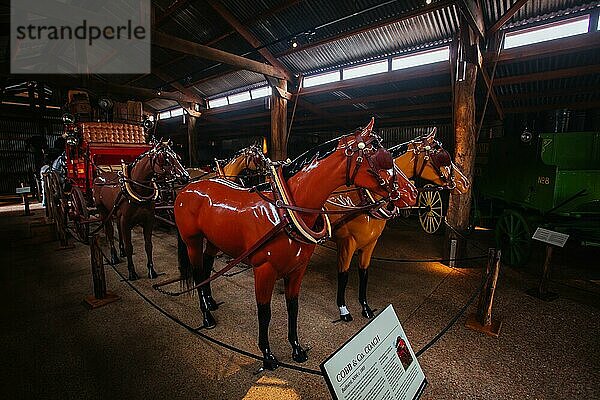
<box><xmin>215</xmin><ymin>144</ymin><xmax>266</xmax><ymax>186</ymax></box>
<box><xmin>93</xmin><ymin>141</ymin><xmax>189</xmax><ymax>280</ymax></box>
<box><xmin>174</xmin><ymin>119</ymin><xmax>417</xmax><ymax>370</ymax></box>
<box><xmin>326</xmin><ymin>128</ymin><xmax>470</xmax><ymax>322</ymax></box>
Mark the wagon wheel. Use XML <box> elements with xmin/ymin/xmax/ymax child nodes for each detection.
<box><xmin>42</xmin><ymin>173</ymin><xmax>52</xmax><ymax>218</ymax></box>
<box><xmin>418</xmin><ymin>185</ymin><xmax>443</xmax><ymax>234</ymax></box>
<box><xmin>495</xmin><ymin>209</ymin><xmax>531</xmax><ymax>267</ymax></box>
<box><xmin>47</xmin><ymin>172</ymin><xmax>68</xmax><ymax>241</ymax></box>
<box><xmin>69</xmin><ymin>186</ymin><xmax>90</xmax><ymax>244</ymax></box>
<box><xmin>399</xmin><ymin>208</ymin><xmax>411</xmax><ymax>218</ymax></box>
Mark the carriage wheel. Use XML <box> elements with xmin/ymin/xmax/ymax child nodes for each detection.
<box><xmin>495</xmin><ymin>209</ymin><xmax>531</xmax><ymax>267</ymax></box>
<box><xmin>418</xmin><ymin>185</ymin><xmax>443</xmax><ymax>234</ymax></box>
<box><xmin>69</xmin><ymin>186</ymin><xmax>90</xmax><ymax>244</ymax></box>
<box><xmin>47</xmin><ymin>172</ymin><xmax>68</xmax><ymax>241</ymax></box>
<box><xmin>42</xmin><ymin>173</ymin><xmax>52</xmax><ymax>218</ymax></box>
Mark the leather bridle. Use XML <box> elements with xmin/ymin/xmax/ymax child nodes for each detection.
<box><xmin>343</xmin><ymin>134</ymin><xmax>401</xmax><ymax>201</ymax></box>
<box><xmin>411</xmin><ymin>142</ymin><xmax>456</xmax><ymax>190</ymax></box>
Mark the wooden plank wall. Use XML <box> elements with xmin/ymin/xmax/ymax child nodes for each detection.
<box><xmin>0</xmin><ymin>107</ymin><xmax>63</xmax><ymax>194</ymax></box>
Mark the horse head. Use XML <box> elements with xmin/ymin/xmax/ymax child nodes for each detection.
<box><xmin>396</xmin><ymin>128</ymin><xmax>470</xmax><ymax>194</ymax></box>
<box><xmin>220</xmin><ymin>144</ymin><xmax>268</xmax><ymax>180</ymax></box>
<box><xmin>151</xmin><ymin>140</ymin><xmax>190</xmax><ymax>184</ymax></box>
<box><xmin>343</xmin><ymin>118</ymin><xmax>417</xmax><ymax>208</ymax></box>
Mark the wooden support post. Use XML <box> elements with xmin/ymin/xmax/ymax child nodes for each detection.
<box><xmin>270</xmin><ymin>79</ymin><xmax>288</xmax><ymax>161</ymax></box>
<box><xmin>187</xmin><ymin>114</ymin><xmax>199</xmax><ymax>167</ymax></box>
<box><xmin>466</xmin><ymin>248</ymin><xmax>502</xmax><ymax>337</ymax></box>
<box><xmin>526</xmin><ymin>245</ymin><xmax>559</xmax><ymax>301</ymax></box>
<box><xmin>22</xmin><ymin>194</ymin><xmax>30</xmax><ymax>216</ymax></box>
<box><xmin>84</xmin><ymin>235</ymin><xmax>120</xmax><ymax>309</ymax></box>
<box><xmin>446</xmin><ymin>22</ymin><xmax>479</xmax><ymax>258</ymax></box>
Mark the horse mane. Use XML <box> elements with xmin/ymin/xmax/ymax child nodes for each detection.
<box><xmin>282</xmin><ymin>137</ymin><xmax>340</xmax><ymax>179</ymax></box>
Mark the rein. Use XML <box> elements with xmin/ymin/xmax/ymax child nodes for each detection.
<box><xmin>254</xmin><ymin>189</ymin><xmax>382</xmax><ymax>215</ymax></box>
<box><xmin>153</xmin><ymin>222</ymin><xmax>287</xmax><ymax>296</ymax></box>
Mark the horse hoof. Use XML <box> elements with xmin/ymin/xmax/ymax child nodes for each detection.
<box><xmin>262</xmin><ymin>351</ymin><xmax>279</xmax><ymax>370</ymax></box>
<box><xmin>362</xmin><ymin>307</ymin><xmax>374</xmax><ymax>319</ymax></box>
<box><xmin>206</xmin><ymin>296</ymin><xmax>219</xmax><ymax>311</ymax></box>
<box><xmin>148</xmin><ymin>269</ymin><xmax>159</xmax><ymax>279</ymax></box>
<box><xmin>292</xmin><ymin>345</ymin><xmax>308</xmax><ymax>363</ymax></box>
<box><xmin>340</xmin><ymin>313</ymin><xmax>353</xmax><ymax>322</ymax></box>
<box><xmin>128</xmin><ymin>271</ymin><xmax>139</xmax><ymax>281</ymax></box>
<box><xmin>110</xmin><ymin>250</ymin><xmax>120</xmax><ymax>265</ymax></box>
<box><xmin>203</xmin><ymin>311</ymin><xmax>217</xmax><ymax>329</ymax></box>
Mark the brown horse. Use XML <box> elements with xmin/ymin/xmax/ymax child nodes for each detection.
<box><xmin>175</xmin><ymin>120</ymin><xmax>417</xmax><ymax>369</ymax></box>
<box><xmin>93</xmin><ymin>142</ymin><xmax>189</xmax><ymax>280</ymax></box>
<box><xmin>327</xmin><ymin>129</ymin><xmax>470</xmax><ymax>322</ymax></box>
<box><xmin>215</xmin><ymin>144</ymin><xmax>266</xmax><ymax>185</ymax></box>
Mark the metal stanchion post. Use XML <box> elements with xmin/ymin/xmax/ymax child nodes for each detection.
<box><xmin>465</xmin><ymin>248</ymin><xmax>502</xmax><ymax>337</ymax></box>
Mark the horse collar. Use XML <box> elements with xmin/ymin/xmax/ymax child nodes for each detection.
<box><xmin>267</xmin><ymin>162</ymin><xmax>332</xmax><ymax>245</ymax></box>
<box><xmin>120</xmin><ymin>162</ymin><xmax>159</xmax><ymax>204</ymax></box>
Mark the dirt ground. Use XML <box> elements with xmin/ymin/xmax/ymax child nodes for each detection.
<box><xmin>0</xmin><ymin>203</ymin><xmax>598</xmax><ymax>400</ymax></box>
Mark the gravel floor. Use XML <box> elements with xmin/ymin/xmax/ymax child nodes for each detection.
<box><xmin>0</xmin><ymin>205</ymin><xmax>598</xmax><ymax>400</ymax></box>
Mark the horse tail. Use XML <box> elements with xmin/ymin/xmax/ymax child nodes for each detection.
<box><xmin>177</xmin><ymin>230</ymin><xmax>194</xmax><ymax>289</ymax></box>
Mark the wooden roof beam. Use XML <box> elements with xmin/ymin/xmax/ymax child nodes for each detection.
<box><xmin>484</xmin><ymin>31</ymin><xmax>600</xmax><ymax>63</ymax></box>
<box><xmin>154</xmin><ymin>0</ymin><xmax>193</xmax><ymax>28</ymax></box>
<box><xmin>152</xmin><ymin>31</ymin><xmax>287</xmax><ymax>79</ymax></box>
<box><xmin>301</xmin><ymin>62</ymin><xmax>450</xmax><ymax>96</ymax></box>
<box><xmin>487</xmin><ymin>0</ymin><xmax>529</xmax><ymax>35</ymax></box>
<box><xmin>0</xmin><ymin>73</ymin><xmax>198</xmax><ymax>103</ymax></box>
<box><xmin>457</xmin><ymin>0</ymin><xmax>485</xmax><ymax>38</ymax></box>
<box><xmin>504</xmin><ymin>100</ymin><xmax>600</xmax><ymax>113</ymax></box>
<box><xmin>206</xmin><ymin>0</ymin><xmax>294</xmax><ymax>82</ymax></box>
<box><xmin>494</xmin><ymin>64</ymin><xmax>600</xmax><ymax>86</ymax></box>
<box><xmin>152</xmin><ymin>68</ymin><xmax>206</xmax><ymax>107</ymax></box>
<box><xmin>316</xmin><ymin>86</ymin><xmax>451</xmax><ymax>109</ymax></box>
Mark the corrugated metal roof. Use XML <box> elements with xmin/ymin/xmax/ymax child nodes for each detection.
<box><xmin>482</xmin><ymin>0</ymin><xmax>597</xmax><ymax>29</ymax></box>
<box><xmin>20</xmin><ymin>0</ymin><xmax>591</xmax><ymax>120</ymax></box>
<box><xmin>278</xmin><ymin>6</ymin><xmax>458</xmax><ymax>74</ymax></box>
<box><xmin>195</xmin><ymin>70</ymin><xmax>267</xmax><ymax>98</ymax></box>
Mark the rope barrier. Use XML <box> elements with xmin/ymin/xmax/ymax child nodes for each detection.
<box><xmin>101</xmin><ymin>251</ymin><xmax>324</xmax><ymax>376</ymax></box>
<box><xmin>67</xmin><ymin>215</ymin><xmax>492</xmax><ymax>376</ymax></box>
<box><xmin>414</xmin><ymin>273</ymin><xmax>486</xmax><ymax>357</ymax></box>
<box><xmin>317</xmin><ymin>243</ymin><xmax>487</xmax><ymax>263</ymax></box>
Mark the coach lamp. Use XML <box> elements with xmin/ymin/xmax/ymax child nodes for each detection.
<box><xmin>520</xmin><ymin>128</ymin><xmax>533</xmax><ymax>144</ymax></box>
<box><xmin>143</xmin><ymin>118</ymin><xmax>155</xmax><ymax>131</ymax></box>
<box><xmin>62</xmin><ymin>113</ymin><xmax>75</xmax><ymax>125</ymax></box>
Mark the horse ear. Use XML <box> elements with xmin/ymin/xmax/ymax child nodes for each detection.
<box><xmin>425</xmin><ymin>127</ymin><xmax>437</xmax><ymax>144</ymax></box>
<box><xmin>359</xmin><ymin>117</ymin><xmax>375</xmax><ymax>138</ymax></box>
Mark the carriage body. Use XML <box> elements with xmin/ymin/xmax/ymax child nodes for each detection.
<box><xmin>476</xmin><ymin>131</ymin><xmax>600</xmax><ymax>265</ymax></box>
<box><xmin>64</xmin><ymin>121</ymin><xmax>151</xmax><ymax>200</ymax></box>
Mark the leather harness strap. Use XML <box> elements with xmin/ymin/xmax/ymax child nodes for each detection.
<box><xmin>153</xmin><ymin>221</ymin><xmax>287</xmax><ymax>296</ymax></box>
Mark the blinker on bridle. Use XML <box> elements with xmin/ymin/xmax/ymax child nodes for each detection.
<box><xmin>343</xmin><ymin>133</ymin><xmax>400</xmax><ymax>201</ymax></box>
<box><xmin>412</xmin><ymin>141</ymin><xmax>456</xmax><ymax>190</ymax></box>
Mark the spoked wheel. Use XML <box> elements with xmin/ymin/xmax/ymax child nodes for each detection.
<box><xmin>47</xmin><ymin>171</ymin><xmax>68</xmax><ymax>241</ymax></box>
<box><xmin>418</xmin><ymin>184</ymin><xmax>444</xmax><ymax>234</ymax></box>
<box><xmin>399</xmin><ymin>208</ymin><xmax>411</xmax><ymax>218</ymax></box>
<box><xmin>69</xmin><ymin>186</ymin><xmax>90</xmax><ymax>244</ymax></box>
<box><xmin>495</xmin><ymin>209</ymin><xmax>531</xmax><ymax>267</ymax></box>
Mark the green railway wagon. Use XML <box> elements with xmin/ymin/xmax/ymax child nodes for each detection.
<box><xmin>476</xmin><ymin>131</ymin><xmax>600</xmax><ymax>266</ymax></box>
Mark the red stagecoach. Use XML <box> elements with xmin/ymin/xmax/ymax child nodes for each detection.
<box><xmin>43</xmin><ymin>91</ymin><xmax>153</xmax><ymax>244</ymax></box>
